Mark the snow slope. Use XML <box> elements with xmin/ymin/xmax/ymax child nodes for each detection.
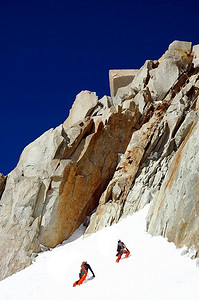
<box><xmin>0</xmin><ymin>206</ymin><xmax>199</xmax><ymax>300</ymax></box>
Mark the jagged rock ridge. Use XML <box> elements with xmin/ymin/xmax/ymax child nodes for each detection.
<box><xmin>0</xmin><ymin>40</ymin><xmax>199</xmax><ymax>280</ymax></box>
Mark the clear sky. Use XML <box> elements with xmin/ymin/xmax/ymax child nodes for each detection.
<box><xmin>0</xmin><ymin>0</ymin><xmax>199</xmax><ymax>175</ymax></box>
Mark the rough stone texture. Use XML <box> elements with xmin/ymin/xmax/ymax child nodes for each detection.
<box><xmin>17</xmin><ymin>126</ymin><xmax>64</xmax><ymax>177</ymax></box>
<box><xmin>0</xmin><ymin>92</ymin><xmax>140</xmax><ymax>280</ymax></box>
<box><xmin>147</xmin><ymin>46</ymin><xmax>193</xmax><ymax>101</ymax></box>
<box><xmin>0</xmin><ymin>175</ymin><xmax>42</xmax><ymax>279</ymax></box>
<box><xmin>60</xmin><ymin>117</ymin><xmax>94</xmax><ymax>159</ymax></box>
<box><xmin>193</xmin><ymin>44</ymin><xmax>199</xmax><ymax>68</ymax></box>
<box><xmin>122</xmin><ymin>73</ymin><xmax>199</xmax><ymax>219</ymax></box>
<box><xmin>0</xmin><ymin>126</ymin><xmax>64</xmax><ymax>280</ymax></box>
<box><xmin>41</xmin><ymin>105</ymin><xmax>141</xmax><ymax>247</ymax></box>
<box><xmin>63</xmin><ymin>90</ymin><xmax>98</xmax><ymax>129</ymax></box>
<box><xmin>90</xmin><ymin>96</ymin><xmax>113</xmax><ymax>117</ymax></box>
<box><xmin>147</xmin><ymin>119</ymin><xmax>199</xmax><ymax>257</ymax></box>
<box><xmin>0</xmin><ymin>173</ymin><xmax>6</xmax><ymax>199</ymax></box>
<box><xmin>109</xmin><ymin>69</ymin><xmax>139</xmax><ymax>97</ymax></box>
<box><xmin>85</xmin><ymin>101</ymin><xmax>169</xmax><ymax>235</ymax></box>
<box><xmin>99</xmin><ymin>95</ymin><xmax>113</xmax><ymax>109</ymax></box>
<box><xmin>1</xmin><ymin>40</ymin><xmax>199</xmax><ymax>280</ymax></box>
<box><xmin>113</xmin><ymin>60</ymin><xmax>154</xmax><ymax>105</ymax></box>
<box><xmin>168</xmin><ymin>40</ymin><xmax>192</xmax><ymax>52</ymax></box>
<box><xmin>86</xmin><ymin>40</ymin><xmax>199</xmax><ymax>259</ymax></box>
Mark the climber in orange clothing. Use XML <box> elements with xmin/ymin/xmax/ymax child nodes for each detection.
<box><xmin>116</xmin><ymin>240</ymin><xmax>130</xmax><ymax>263</ymax></box>
<box><xmin>73</xmin><ymin>261</ymin><xmax>95</xmax><ymax>287</ymax></box>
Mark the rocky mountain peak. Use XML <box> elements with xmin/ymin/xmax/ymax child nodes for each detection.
<box><xmin>1</xmin><ymin>40</ymin><xmax>199</xmax><ymax>280</ymax></box>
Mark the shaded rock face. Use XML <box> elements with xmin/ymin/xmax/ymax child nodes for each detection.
<box><xmin>147</xmin><ymin>120</ymin><xmax>199</xmax><ymax>256</ymax></box>
<box><xmin>40</xmin><ymin>106</ymin><xmax>140</xmax><ymax>247</ymax></box>
<box><xmin>1</xmin><ymin>40</ymin><xmax>199</xmax><ymax>280</ymax></box>
<box><xmin>85</xmin><ymin>102</ymin><xmax>167</xmax><ymax>233</ymax></box>
<box><xmin>0</xmin><ymin>173</ymin><xmax>6</xmax><ymax>198</ymax></box>
<box><xmin>109</xmin><ymin>69</ymin><xmax>139</xmax><ymax>97</ymax></box>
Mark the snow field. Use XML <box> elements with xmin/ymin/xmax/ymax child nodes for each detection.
<box><xmin>0</xmin><ymin>205</ymin><xmax>199</xmax><ymax>300</ymax></box>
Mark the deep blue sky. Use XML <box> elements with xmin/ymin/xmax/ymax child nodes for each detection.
<box><xmin>0</xmin><ymin>0</ymin><xmax>199</xmax><ymax>175</ymax></box>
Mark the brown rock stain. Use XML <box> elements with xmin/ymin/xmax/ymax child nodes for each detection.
<box><xmin>53</xmin><ymin>108</ymin><xmax>139</xmax><ymax>244</ymax></box>
<box><xmin>156</xmin><ymin>123</ymin><xmax>197</xmax><ymax>215</ymax></box>
<box><xmin>164</xmin><ymin>122</ymin><xmax>197</xmax><ymax>193</ymax></box>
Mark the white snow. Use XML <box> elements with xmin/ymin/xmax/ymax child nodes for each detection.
<box><xmin>0</xmin><ymin>205</ymin><xmax>199</xmax><ymax>300</ymax></box>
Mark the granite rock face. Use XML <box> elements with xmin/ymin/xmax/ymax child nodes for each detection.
<box><xmin>0</xmin><ymin>85</ymin><xmax>140</xmax><ymax>280</ymax></box>
<box><xmin>147</xmin><ymin>119</ymin><xmax>199</xmax><ymax>256</ymax></box>
<box><xmin>86</xmin><ymin>40</ymin><xmax>199</xmax><ymax>260</ymax></box>
<box><xmin>85</xmin><ymin>101</ymin><xmax>168</xmax><ymax>234</ymax></box>
<box><xmin>63</xmin><ymin>90</ymin><xmax>98</xmax><ymax>129</ymax></box>
<box><xmin>109</xmin><ymin>69</ymin><xmax>139</xmax><ymax>97</ymax></box>
<box><xmin>0</xmin><ymin>173</ymin><xmax>6</xmax><ymax>198</ymax></box>
<box><xmin>1</xmin><ymin>40</ymin><xmax>199</xmax><ymax>280</ymax></box>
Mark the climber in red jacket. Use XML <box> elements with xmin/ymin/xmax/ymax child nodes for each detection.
<box><xmin>73</xmin><ymin>261</ymin><xmax>95</xmax><ymax>286</ymax></box>
<box><xmin>116</xmin><ymin>240</ymin><xmax>130</xmax><ymax>263</ymax></box>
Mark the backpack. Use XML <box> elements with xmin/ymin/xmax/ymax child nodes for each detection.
<box><xmin>80</xmin><ymin>262</ymin><xmax>87</xmax><ymax>274</ymax></box>
<box><xmin>117</xmin><ymin>241</ymin><xmax>124</xmax><ymax>252</ymax></box>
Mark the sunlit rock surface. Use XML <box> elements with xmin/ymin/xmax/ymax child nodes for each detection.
<box><xmin>1</xmin><ymin>40</ymin><xmax>199</xmax><ymax>280</ymax></box>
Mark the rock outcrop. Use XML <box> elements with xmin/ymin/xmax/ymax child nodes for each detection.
<box><xmin>86</xmin><ymin>41</ymin><xmax>199</xmax><ymax>255</ymax></box>
<box><xmin>86</xmin><ymin>40</ymin><xmax>195</xmax><ymax>235</ymax></box>
<box><xmin>1</xmin><ymin>40</ymin><xmax>199</xmax><ymax>280</ymax></box>
<box><xmin>0</xmin><ymin>173</ymin><xmax>6</xmax><ymax>198</ymax></box>
<box><xmin>109</xmin><ymin>69</ymin><xmax>139</xmax><ymax>97</ymax></box>
<box><xmin>147</xmin><ymin>119</ymin><xmax>199</xmax><ymax>257</ymax></box>
<box><xmin>0</xmin><ymin>90</ymin><xmax>140</xmax><ymax>280</ymax></box>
